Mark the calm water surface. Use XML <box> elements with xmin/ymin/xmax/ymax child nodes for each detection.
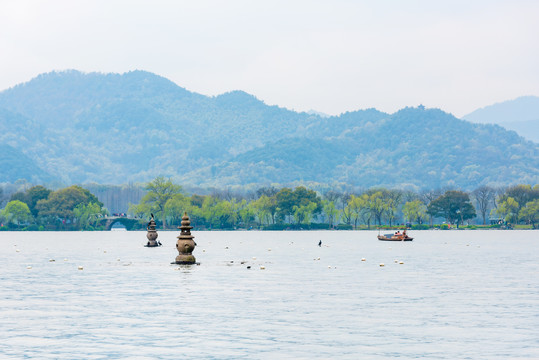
<box><xmin>1</xmin><ymin>230</ymin><xmax>538</xmax><ymax>359</ymax></box>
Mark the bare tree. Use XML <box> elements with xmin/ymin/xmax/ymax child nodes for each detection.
<box><xmin>419</xmin><ymin>188</ymin><xmax>443</xmax><ymax>225</ymax></box>
<box><xmin>472</xmin><ymin>185</ymin><xmax>496</xmax><ymax>225</ymax></box>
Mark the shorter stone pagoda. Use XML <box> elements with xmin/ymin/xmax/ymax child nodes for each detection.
<box><xmin>145</xmin><ymin>213</ymin><xmax>161</xmax><ymax>247</ymax></box>
<box><xmin>174</xmin><ymin>212</ymin><xmax>197</xmax><ymax>264</ymax></box>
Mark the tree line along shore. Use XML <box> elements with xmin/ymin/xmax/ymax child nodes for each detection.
<box><xmin>1</xmin><ymin>177</ymin><xmax>538</xmax><ymax>231</ymax></box>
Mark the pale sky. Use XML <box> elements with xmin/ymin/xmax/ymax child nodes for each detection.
<box><xmin>1</xmin><ymin>0</ymin><xmax>538</xmax><ymax>117</ymax></box>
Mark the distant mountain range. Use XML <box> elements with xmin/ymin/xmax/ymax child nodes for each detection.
<box><xmin>0</xmin><ymin>70</ymin><xmax>538</xmax><ymax>190</ymax></box>
<box><xmin>462</xmin><ymin>96</ymin><xmax>539</xmax><ymax>143</ymax></box>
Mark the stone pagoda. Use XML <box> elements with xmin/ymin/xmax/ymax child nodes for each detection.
<box><xmin>174</xmin><ymin>212</ymin><xmax>197</xmax><ymax>264</ymax></box>
<box><xmin>145</xmin><ymin>213</ymin><xmax>161</xmax><ymax>247</ymax></box>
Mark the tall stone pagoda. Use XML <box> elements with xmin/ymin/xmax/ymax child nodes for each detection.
<box><xmin>174</xmin><ymin>212</ymin><xmax>197</xmax><ymax>264</ymax></box>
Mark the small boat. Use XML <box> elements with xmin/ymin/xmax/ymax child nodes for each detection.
<box><xmin>377</xmin><ymin>229</ymin><xmax>413</xmax><ymax>241</ymax></box>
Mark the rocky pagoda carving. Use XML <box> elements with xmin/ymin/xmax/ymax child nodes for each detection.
<box><xmin>145</xmin><ymin>213</ymin><xmax>161</xmax><ymax>247</ymax></box>
<box><xmin>174</xmin><ymin>212</ymin><xmax>197</xmax><ymax>264</ymax></box>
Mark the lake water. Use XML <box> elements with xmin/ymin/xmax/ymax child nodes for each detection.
<box><xmin>1</xmin><ymin>230</ymin><xmax>538</xmax><ymax>359</ymax></box>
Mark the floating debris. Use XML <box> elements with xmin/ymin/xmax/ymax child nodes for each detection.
<box><xmin>380</xmin><ymin>263</ymin><xmax>385</xmax><ymax>267</ymax></box>
<box><xmin>259</xmin><ymin>266</ymin><xmax>266</xmax><ymax>270</ymax></box>
<box><xmin>361</xmin><ymin>258</ymin><xmax>366</xmax><ymax>261</ymax></box>
<box><xmin>399</xmin><ymin>261</ymin><xmax>404</xmax><ymax>264</ymax></box>
<box><xmin>49</xmin><ymin>259</ymin><xmax>55</xmax><ymax>262</ymax></box>
<box><xmin>78</xmin><ymin>266</ymin><xmax>84</xmax><ymax>270</ymax></box>
<box><xmin>26</xmin><ymin>266</ymin><xmax>32</xmax><ymax>269</ymax></box>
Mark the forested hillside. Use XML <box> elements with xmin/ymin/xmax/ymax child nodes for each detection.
<box><xmin>0</xmin><ymin>70</ymin><xmax>538</xmax><ymax>190</ymax></box>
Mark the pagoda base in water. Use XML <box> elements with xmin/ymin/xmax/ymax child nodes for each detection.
<box><xmin>174</xmin><ymin>254</ymin><xmax>196</xmax><ymax>264</ymax></box>
<box><xmin>144</xmin><ymin>240</ymin><xmax>162</xmax><ymax>247</ymax></box>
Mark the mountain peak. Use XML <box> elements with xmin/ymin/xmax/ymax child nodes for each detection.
<box><xmin>463</xmin><ymin>95</ymin><xmax>539</xmax><ymax>123</ymax></box>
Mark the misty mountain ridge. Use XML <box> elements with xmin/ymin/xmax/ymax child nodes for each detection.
<box><xmin>462</xmin><ymin>96</ymin><xmax>539</xmax><ymax>142</ymax></box>
<box><xmin>0</xmin><ymin>70</ymin><xmax>537</xmax><ymax>190</ymax></box>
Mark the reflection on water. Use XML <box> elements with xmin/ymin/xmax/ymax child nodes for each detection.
<box><xmin>1</xmin><ymin>230</ymin><xmax>538</xmax><ymax>359</ymax></box>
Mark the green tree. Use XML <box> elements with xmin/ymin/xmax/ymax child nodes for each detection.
<box><xmin>347</xmin><ymin>195</ymin><xmax>365</xmax><ymax>229</ymax></box>
<box><xmin>368</xmin><ymin>191</ymin><xmax>387</xmax><ymax>226</ymax></box>
<box><xmin>2</xmin><ymin>200</ymin><xmax>32</xmax><ymax>227</ymax></box>
<box><xmin>427</xmin><ymin>190</ymin><xmax>476</xmax><ymax>226</ymax></box>
<box><xmin>9</xmin><ymin>186</ymin><xmax>53</xmax><ymax>220</ymax></box>
<box><xmin>250</xmin><ymin>195</ymin><xmax>273</xmax><ymax>226</ymax></box>
<box><xmin>496</xmin><ymin>197</ymin><xmax>519</xmax><ymax>224</ymax></box>
<box><xmin>26</xmin><ymin>185</ymin><xmax>52</xmax><ymax>218</ymax></box>
<box><xmin>128</xmin><ymin>202</ymin><xmax>153</xmax><ymax>221</ymax></box>
<box><xmin>164</xmin><ymin>193</ymin><xmax>190</xmax><ymax>227</ymax></box>
<box><xmin>140</xmin><ymin>176</ymin><xmax>182</xmax><ymax>229</ymax></box>
<box><xmin>36</xmin><ymin>185</ymin><xmax>103</xmax><ymax>228</ymax></box>
<box><xmin>293</xmin><ymin>202</ymin><xmax>317</xmax><ymax>225</ymax></box>
<box><xmin>357</xmin><ymin>194</ymin><xmax>373</xmax><ymax>229</ymax></box>
<box><xmin>74</xmin><ymin>202</ymin><xmax>108</xmax><ymax>229</ymax></box>
<box><xmin>499</xmin><ymin>185</ymin><xmax>539</xmax><ymax>210</ymax></box>
<box><xmin>383</xmin><ymin>190</ymin><xmax>403</xmax><ymax>227</ymax></box>
<box><xmin>275</xmin><ymin>188</ymin><xmax>295</xmax><ymax>223</ymax></box>
<box><xmin>322</xmin><ymin>200</ymin><xmax>340</xmax><ymax>228</ymax></box>
<box><xmin>238</xmin><ymin>199</ymin><xmax>255</xmax><ymax>228</ymax></box>
<box><xmin>402</xmin><ymin>200</ymin><xmax>427</xmax><ymax>225</ymax></box>
<box><xmin>519</xmin><ymin>199</ymin><xmax>539</xmax><ymax>229</ymax></box>
<box><xmin>276</xmin><ymin>186</ymin><xmax>321</xmax><ymax>224</ymax></box>
<box><xmin>214</xmin><ymin>199</ymin><xmax>237</xmax><ymax>228</ymax></box>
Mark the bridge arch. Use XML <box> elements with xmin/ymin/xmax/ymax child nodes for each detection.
<box><xmin>98</xmin><ymin>217</ymin><xmax>141</xmax><ymax>231</ymax></box>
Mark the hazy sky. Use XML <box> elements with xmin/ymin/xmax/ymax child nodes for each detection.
<box><xmin>1</xmin><ymin>0</ymin><xmax>538</xmax><ymax>117</ymax></box>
